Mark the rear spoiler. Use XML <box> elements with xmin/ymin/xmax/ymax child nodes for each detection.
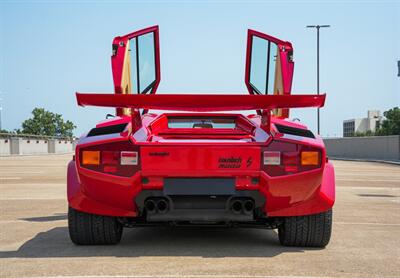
<box><xmin>76</xmin><ymin>93</ymin><xmax>325</xmax><ymax>112</ymax></box>
<box><xmin>77</xmin><ymin>93</ymin><xmax>325</xmax><ymax>132</ymax></box>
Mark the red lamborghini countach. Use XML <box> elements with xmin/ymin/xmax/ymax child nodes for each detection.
<box><xmin>68</xmin><ymin>26</ymin><xmax>335</xmax><ymax>247</ymax></box>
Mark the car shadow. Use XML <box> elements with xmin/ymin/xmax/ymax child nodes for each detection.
<box><xmin>0</xmin><ymin>225</ymin><xmax>319</xmax><ymax>258</ymax></box>
<box><xmin>20</xmin><ymin>213</ymin><xmax>67</xmax><ymax>222</ymax></box>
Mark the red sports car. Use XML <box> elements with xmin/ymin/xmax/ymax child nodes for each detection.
<box><xmin>68</xmin><ymin>26</ymin><xmax>335</xmax><ymax>247</ymax></box>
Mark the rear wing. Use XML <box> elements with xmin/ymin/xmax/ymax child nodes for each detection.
<box><xmin>76</xmin><ymin>92</ymin><xmax>325</xmax><ymax>131</ymax></box>
<box><xmin>76</xmin><ymin>93</ymin><xmax>325</xmax><ymax>111</ymax></box>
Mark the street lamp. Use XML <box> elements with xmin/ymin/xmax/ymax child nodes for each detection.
<box><xmin>306</xmin><ymin>25</ymin><xmax>330</xmax><ymax>135</ymax></box>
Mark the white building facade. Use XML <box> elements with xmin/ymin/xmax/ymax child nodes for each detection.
<box><xmin>343</xmin><ymin>110</ymin><xmax>383</xmax><ymax>137</ymax></box>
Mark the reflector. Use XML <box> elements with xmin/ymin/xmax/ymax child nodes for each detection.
<box><xmin>121</xmin><ymin>151</ymin><xmax>138</xmax><ymax>165</ymax></box>
<box><xmin>263</xmin><ymin>151</ymin><xmax>281</xmax><ymax>165</ymax></box>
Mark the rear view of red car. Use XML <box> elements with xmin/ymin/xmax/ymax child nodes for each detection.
<box><xmin>67</xmin><ymin>26</ymin><xmax>335</xmax><ymax>247</ymax></box>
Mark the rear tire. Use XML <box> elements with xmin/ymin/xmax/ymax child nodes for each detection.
<box><xmin>68</xmin><ymin>207</ymin><xmax>123</xmax><ymax>245</ymax></box>
<box><xmin>278</xmin><ymin>209</ymin><xmax>332</xmax><ymax>247</ymax></box>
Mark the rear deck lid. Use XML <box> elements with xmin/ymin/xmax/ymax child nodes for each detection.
<box><xmin>148</xmin><ymin>113</ymin><xmax>256</xmax><ymax>141</ymax></box>
<box><xmin>140</xmin><ymin>145</ymin><xmax>261</xmax><ymax>175</ymax></box>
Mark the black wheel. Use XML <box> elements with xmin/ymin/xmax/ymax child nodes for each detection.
<box><xmin>68</xmin><ymin>207</ymin><xmax>123</xmax><ymax>245</ymax></box>
<box><xmin>278</xmin><ymin>209</ymin><xmax>332</xmax><ymax>247</ymax></box>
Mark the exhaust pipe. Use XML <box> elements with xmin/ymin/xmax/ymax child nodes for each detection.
<box><xmin>144</xmin><ymin>199</ymin><xmax>157</xmax><ymax>214</ymax></box>
<box><xmin>156</xmin><ymin>199</ymin><xmax>169</xmax><ymax>214</ymax></box>
<box><xmin>243</xmin><ymin>200</ymin><xmax>255</xmax><ymax>215</ymax></box>
<box><xmin>231</xmin><ymin>200</ymin><xmax>243</xmax><ymax>214</ymax></box>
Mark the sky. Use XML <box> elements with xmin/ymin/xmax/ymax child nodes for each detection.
<box><xmin>0</xmin><ymin>0</ymin><xmax>399</xmax><ymax>137</ymax></box>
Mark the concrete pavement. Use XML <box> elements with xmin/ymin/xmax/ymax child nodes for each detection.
<box><xmin>0</xmin><ymin>155</ymin><xmax>399</xmax><ymax>278</ymax></box>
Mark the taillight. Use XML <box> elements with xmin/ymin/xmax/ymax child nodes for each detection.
<box><xmin>80</xmin><ymin>141</ymin><xmax>140</xmax><ymax>177</ymax></box>
<box><xmin>301</xmin><ymin>151</ymin><xmax>319</xmax><ymax>166</ymax></box>
<box><xmin>120</xmin><ymin>151</ymin><xmax>138</xmax><ymax>165</ymax></box>
<box><xmin>82</xmin><ymin>151</ymin><xmax>100</xmax><ymax>165</ymax></box>
<box><xmin>263</xmin><ymin>151</ymin><xmax>281</xmax><ymax>165</ymax></box>
<box><xmin>262</xmin><ymin>141</ymin><xmax>322</xmax><ymax>176</ymax></box>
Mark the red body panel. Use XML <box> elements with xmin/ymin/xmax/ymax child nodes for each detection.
<box><xmin>68</xmin><ymin>27</ymin><xmax>335</xmax><ymax>220</ymax></box>
<box><xmin>68</xmin><ymin>114</ymin><xmax>335</xmax><ymax>218</ymax></box>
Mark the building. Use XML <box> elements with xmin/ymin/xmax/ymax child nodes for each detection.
<box><xmin>343</xmin><ymin>110</ymin><xmax>383</xmax><ymax>137</ymax></box>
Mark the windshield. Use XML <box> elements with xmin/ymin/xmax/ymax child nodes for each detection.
<box><xmin>167</xmin><ymin>117</ymin><xmax>236</xmax><ymax>129</ymax></box>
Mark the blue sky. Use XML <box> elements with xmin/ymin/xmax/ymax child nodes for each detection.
<box><xmin>0</xmin><ymin>0</ymin><xmax>399</xmax><ymax>137</ymax></box>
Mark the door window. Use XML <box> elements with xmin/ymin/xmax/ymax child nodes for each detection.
<box><xmin>249</xmin><ymin>36</ymin><xmax>279</xmax><ymax>95</ymax></box>
<box><xmin>129</xmin><ymin>32</ymin><xmax>157</xmax><ymax>94</ymax></box>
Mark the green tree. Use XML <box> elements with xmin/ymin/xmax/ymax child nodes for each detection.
<box><xmin>21</xmin><ymin>108</ymin><xmax>76</xmax><ymax>137</ymax></box>
<box><xmin>354</xmin><ymin>130</ymin><xmax>375</xmax><ymax>137</ymax></box>
<box><xmin>376</xmin><ymin>107</ymin><xmax>400</xmax><ymax>136</ymax></box>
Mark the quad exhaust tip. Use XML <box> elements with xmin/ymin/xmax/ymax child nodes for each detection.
<box><xmin>156</xmin><ymin>199</ymin><xmax>169</xmax><ymax>214</ymax></box>
<box><xmin>145</xmin><ymin>198</ymin><xmax>169</xmax><ymax>214</ymax></box>
<box><xmin>243</xmin><ymin>200</ymin><xmax>255</xmax><ymax>215</ymax></box>
<box><xmin>231</xmin><ymin>199</ymin><xmax>255</xmax><ymax>215</ymax></box>
<box><xmin>144</xmin><ymin>199</ymin><xmax>157</xmax><ymax>214</ymax></box>
<box><xmin>231</xmin><ymin>200</ymin><xmax>243</xmax><ymax>214</ymax></box>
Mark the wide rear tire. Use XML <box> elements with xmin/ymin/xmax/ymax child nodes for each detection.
<box><xmin>68</xmin><ymin>207</ymin><xmax>123</xmax><ymax>245</ymax></box>
<box><xmin>278</xmin><ymin>209</ymin><xmax>332</xmax><ymax>247</ymax></box>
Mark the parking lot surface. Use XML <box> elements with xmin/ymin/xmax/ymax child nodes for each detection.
<box><xmin>0</xmin><ymin>154</ymin><xmax>399</xmax><ymax>278</ymax></box>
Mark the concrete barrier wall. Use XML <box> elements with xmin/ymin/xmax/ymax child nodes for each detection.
<box><xmin>0</xmin><ymin>139</ymin><xmax>10</xmax><ymax>155</ymax></box>
<box><xmin>19</xmin><ymin>139</ymin><xmax>49</xmax><ymax>155</ymax></box>
<box><xmin>0</xmin><ymin>136</ymin><xmax>75</xmax><ymax>156</ymax></box>
<box><xmin>53</xmin><ymin>140</ymin><xmax>74</xmax><ymax>153</ymax></box>
<box><xmin>324</xmin><ymin>135</ymin><xmax>400</xmax><ymax>161</ymax></box>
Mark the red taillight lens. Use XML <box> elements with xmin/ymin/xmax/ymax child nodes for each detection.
<box><xmin>79</xmin><ymin>141</ymin><xmax>140</xmax><ymax>177</ymax></box>
<box><xmin>102</xmin><ymin>151</ymin><xmax>119</xmax><ymax>165</ymax></box>
<box><xmin>262</xmin><ymin>141</ymin><xmax>322</xmax><ymax>176</ymax></box>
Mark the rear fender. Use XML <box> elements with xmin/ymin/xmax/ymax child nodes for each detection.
<box><xmin>67</xmin><ymin>160</ymin><xmax>137</xmax><ymax>217</ymax></box>
<box><xmin>265</xmin><ymin>161</ymin><xmax>335</xmax><ymax>216</ymax></box>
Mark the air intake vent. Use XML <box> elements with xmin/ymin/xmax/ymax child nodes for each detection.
<box><xmin>275</xmin><ymin>124</ymin><xmax>315</xmax><ymax>139</ymax></box>
<box><xmin>87</xmin><ymin>123</ymin><xmax>127</xmax><ymax>137</ymax></box>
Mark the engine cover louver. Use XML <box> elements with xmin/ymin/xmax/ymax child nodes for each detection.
<box><xmin>87</xmin><ymin>123</ymin><xmax>127</xmax><ymax>137</ymax></box>
<box><xmin>275</xmin><ymin>124</ymin><xmax>315</xmax><ymax>139</ymax></box>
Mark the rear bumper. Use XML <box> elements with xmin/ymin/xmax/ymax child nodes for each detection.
<box><xmin>67</xmin><ymin>160</ymin><xmax>335</xmax><ymax>218</ymax></box>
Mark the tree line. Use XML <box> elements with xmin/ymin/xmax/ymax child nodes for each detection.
<box><xmin>0</xmin><ymin>108</ymin><xmax>76</xmax><ymax>138</ymax></box>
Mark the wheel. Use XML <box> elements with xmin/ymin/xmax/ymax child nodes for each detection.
<box><xmin>278</xmin><ymin>209</ymin><xmax>332</xmax><ymax>247</ymax></box>
<box><xmin>68</xmin><ymin>207</ymin><xmax>123</xmax><ymax>245</ymax></box>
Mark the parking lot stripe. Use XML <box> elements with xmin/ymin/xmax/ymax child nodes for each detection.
<box><xmin>335</xmin><ymin>222</ymin><xmax>400</xmax><ymax>226</ymax></box>
<box><xmin>28</xmin><ymin>275</ymin><xmax>331</xmax><ymax>278</ymax></box>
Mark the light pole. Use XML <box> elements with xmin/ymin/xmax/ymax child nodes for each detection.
<box><xmin>397</xmin><ymin>60</ymin><xmax>400</xmax><ymax>77</ymax></box>
<box><xmin>306</xmin><ymin>25</ymin><xmax>330</xmax><ymax>135</ymax></box>
<box><xmin>0</xmin><ymin>94</ymin><xmax>2</xmax><ymax>131</ymax></box>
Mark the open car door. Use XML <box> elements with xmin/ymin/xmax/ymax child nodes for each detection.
<box><xmin>111</xmin><ymin>26</ymin><xmax>161</xmax><ymax>116</ymax></box>
<box><xmin>77</xmin><ymin>27</ymin><xmax>325</xmax><ymax>132</ymax></box>
<box><xmin>245</xmin><ymin>29</ymin><xmax>294</xmax><ymax>118</ymax></box>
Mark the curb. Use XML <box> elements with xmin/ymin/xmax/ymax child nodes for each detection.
<box><xmin>329</xmin><ymin>157</ymin><xmax>400</xmax><ymax>166</ymax></box>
